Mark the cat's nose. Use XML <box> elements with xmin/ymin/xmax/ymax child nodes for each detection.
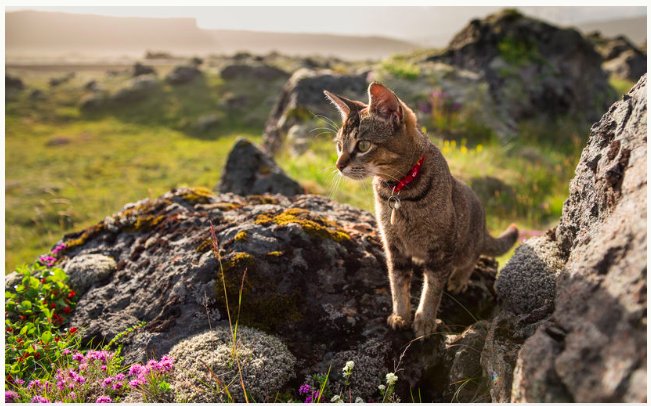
<box><xmin>336</xmin><ymin>158</ymin><xmax>349</xmax><ymax>171</ymax></box>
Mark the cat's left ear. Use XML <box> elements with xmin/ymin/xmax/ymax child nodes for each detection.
<box><xmin>324</xmin><ymin>90</ymin><xmax>365</xmax><ymax>121</ymax></box>
<box><xmin>368</xmin><ymin>82</ymin><xmax>403</xmax><ymax>128</ymax></box>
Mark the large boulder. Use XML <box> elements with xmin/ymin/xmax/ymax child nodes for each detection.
<box><xmin>426</xmin><ymin>9</ymin><xmax>615</xmax><ymax>124</ymax></box>
<box><xmin>217</xmin><ymin>138</ymin><xmax>304</xmax><ymax>197</ymax></box>
<box><xmin>165</xmin><ymin>64</ymin><xmax>202</xmax><ymax>85</ymax></box>
<box><xmin>219</xmin><ymin>63</ymin><xmax>289</xmax><ymax>82</ymax></box>
<box><xmin>589</xmin><ymin>32</ymin><xmax>647</xmax><ymax>82</ymax></box>
<box><xmin>110</xmin><ymin>75</ymin><xmax>160</xmax><ymax>103</ymax></box>
<box><xmin>58</xmin><ymin>186</ymin><xmax>499</xmax><ymax>402</ymax></box>
<box><xmin>483</xmin><ymin>75</ymin><xmax>647</xmax><ymax>402</ymax></box>
<box><xmin>6</xmin><ymin>74</ymin><xmax>24</xmax><ymax>91</ymax></box>
<box><xmin>262</xmin><ymin>68</ymin><xmax>367</xmax><ymax>155</ymax></box>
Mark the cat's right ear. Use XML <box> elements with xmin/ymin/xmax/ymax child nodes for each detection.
<box><xmin>324</xmin><ymin>90</ymin><xmax>363</xmax><ymax>121</ymax></box>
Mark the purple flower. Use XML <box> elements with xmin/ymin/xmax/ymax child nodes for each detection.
<box><xmin>31</xmin><ymin>395</ymin><xmax>50</xmax><ymax>403</ymax></box>
<box><xmin>128</xmin><ymin>364</ymin><xmax>145</xmax><ymax>377</ymax></box>
<box><xmin>52</xmin><ymin>243</ymin><xmax>66</xmax><ymax>255</ymax></box>
<box><xmin>14</xmin><ymin>378</ymin><xmax>25</xmax><ymax>386</ymax></box>
<box><xmin>69</xmin><ymin>392</ymin><xmax>76</xmax><ymax>400</ymax></box>
<box><xmin>63</xmin><ymin>349</ymin><xmax>71</xmax><ymax>355</ymax></box>
<box><xmin>5</xmin><ymin>391</ymin><xmax>19</xmax><ymax>403</ymax></box>
<box><xmin>96</xmin><ymin>396</ymin><xmax>112</xmax><ymax>403</ymax></box>
<box><xmin>72</xmin><ymin>353</ymin><xmax>85</xmax><ymax>362</ymax></box>
<box><xmin>102</xmin><ymin>377</ymin><xmax>113</xmax><ymax>388</ymax></box>
<box><xmin>129</xmin><ymin>378</ymin><xmax>145</xmax><ymax>388</ymax></box>
<box><xmin>298</xmin><ymin>384</ymin><xmax>312</xmax><ymax>395</ymax></box>
<box><xmin>27</xmin><ymin>380</ymin><xmax>42</xmax><ymax>389</ymax></box>
<box><xmin>114</xmin><ymin>373</ymin><xmax>125</xmax><ymax>381</ymax></box>
<box><xmin>112</xmin><ymin>382</ymin><xmax>124</xmax><ymax>391</ymax></box>
<box><xmin>38</xmin><ymin>255</ymin><xmax>57</xmax><ymax>267</ymax></box>
<box><xmin>158</xmin><ymin>355</ymin><xmax>174</xmax><ymax>372</ymax></box>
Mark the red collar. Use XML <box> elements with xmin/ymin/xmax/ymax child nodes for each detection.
<box><xmin>389</xmin><ymin>155</ymin><xmax>425</xmax><ymax>194</ymax></box>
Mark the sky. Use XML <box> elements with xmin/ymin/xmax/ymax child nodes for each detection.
<box><xmin>5</xmin><ymin>6</ymin><xmax>647</xmax><ymax>44</ymax></box>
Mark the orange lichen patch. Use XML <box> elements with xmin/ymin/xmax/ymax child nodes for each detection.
<box><xmin>177</xmin><ymin>187</ymin><xmax>216</xmax><ymax>205</ymax></box>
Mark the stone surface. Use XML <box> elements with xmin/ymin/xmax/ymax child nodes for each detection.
<box><xmin>170</xmin><ymin>327</ymin><xmax>296</xmax><ymax>402</ymax></box>
<box><xmin>484</xmin><ymin>74</ymin><xmax>648</xmax><ymax>403</ymax></box>
<box><xmin>133</xmin><ymin>62</ymin><xmax>156</xmax><ymax>77</ymax></box>
<box><xmin>59</xmin><ymin>186</ymin><xmax>498</xmax><ymax>402</ymax></box>
<box><xmin>217</xmin><ymin>138</ymin><xmax>304</xmax><ymax>197</ymax></box>
<box><xmin>63</xmin><ymin>254</ymin><xmax>117</xmax><ymax>296</ymax></box>
<box><xmin>110</xmin><ymin>75</ymin><xmax>159</xmax><ymax>103</ymax></box>
<box><xmin>589</xmin><ymin>32</ymin><xmax>647</xmax><ymax>82</ymax></box>
<box><xmin>219</xmin><ymin>63</ymin><xmax>289</xmax><ymax>81</ymax></box>
<box><xmin>426</xmin><ymin>9</ymin><xmax>615</xmax><ymax>124</ymax></box>
<box><xmin>6</xmin><ymin>74</ymin><xmax>24</xmax><ymax>90</ymax></box>
<box><xmin>495</xmin><ymin>236</ymin><xmax>563</xmax><ymax>315</ymax></box>
<box><xmin>262</xmin><ymin>68</ymin><xmax>367</xmax><ymax>154</ymax></box>
<box><xmin>165</xmin><ymin>65</ymin><xmax>202</xmax><ymax>85</ymax></box>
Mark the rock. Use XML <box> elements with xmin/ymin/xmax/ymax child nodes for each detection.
<box><xmin>5</xmin><ymin>272</ymin><xmax>23</xmax><ymax>289</ymax></box>
<box><xmin>79</xmin><ymin>92</ymin><xmax>107</xmax><ymax>111</ymax></box>
<box><xmin>83</xmin><ymin>80</ymin><xmax>99</xmax><ymax>92</ymax></box>
<box><xmin>262</xmin><ymin>68</ymin><xmax>367</xmax><ymax>155</ymax></box>
<box><xmin>110</xmin><ymin>75</ymin><xmax>159</xmax><ymax>103</ymax></box>
<box><xmin>59</xmin><ymin>186</ymin><xmax>499</xmax><ymax>401</ymax></box>
<box><xmin>443</xmin><ymin>321</ymin><xmax>490</xmax><ymax>402</ymax></box>
<box><xmin>589</xmin><ymin>33</ymin><xmax>647</xmax><ymax>82</ymax></box>
<box><xmin>6</xmin><ymin>74</ymin><xmax>24</xmax><ymax>90</ymax></box>
<box><xmin>426</xmin><ymin>9</ymin><xmax>615</xmax><ymax>124</ymax></box>
<box><xmin>49</xmin><ymin>72</ymin><xmax>75</xmax><ymax>87</ymax></box>
<box><xmin>29</xmin><ymin>89</ymin><xmax>46</xmax><ymax>100</ymax></box>
<box><xmin>217</xmin><ymin>138</ymin><xmax>304</xmax><ymax>197</ymax></box>
<box><xmin>132</xmin><ymin>62</ymin><xmax>156</xmax><ymax>77</ymax></box>
<box><xmin>532</xmin><ymin>74</ymin><xmax>646</xmax><ymax>402</ymax></box>
<box><xmin>603</xmin><ymin>49</ymin><xmax>647</xmax><ymax>83</ymax></box>
<box><xmin>170</xmin><ymin>327</ymin><xmax>296</xmax><ymax>402</ymax></box>
<box><xmin>484</xmin><ymin>74</ymin><xmax>647</xmax><ymax>402</ymax></box>
<box><xmin>219</xmin><ymin>63</ymin><xmax>289</xmax><ymax>81</ymax></box>
<box><xmin>63</xmin><ymin>254</ymin><xmax>117</xmax><ymax>296</ymax></box>
<box><xmin>285</xmin><ymin>123</ymin><xmax>314</xmax><ymax>155</ymax></box>
<box><xmin>495</xmin><ymin>236</ymin><xmax>563</xmax><ymax>315</ymax></box>
<box><xmin>192</xmin><ymin>113</ymin><xmax>222</xmax><ymax>134</ymax></box>
<box><xmin>165</xmin><ymin>65</ymin><xmax>201</xmax><ymax>85</ymax></box>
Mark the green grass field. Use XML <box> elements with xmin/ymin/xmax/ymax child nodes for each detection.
<box><xmin>6</xmin><ymin>66</ymin><xmax>626</xmax><ymax>271</ymax></box>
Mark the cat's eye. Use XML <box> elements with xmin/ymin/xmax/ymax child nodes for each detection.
<box><xmin>357</xmin><ymin>140</ymin><xmax>372</xmax><ymax>153</ymax></box>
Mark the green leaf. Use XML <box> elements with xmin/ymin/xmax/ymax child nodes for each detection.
<box><xmin>42</xmin><ymin>331</ymin><xmax>53</xmax><ymax>344</ymax></box>
<box><xmin>50</xmin><ymin>268</ymin><xmax>68</xmax><ymax>283</ymax></box>
<box><xmin>21</xmin><ymin>300</ymin><xmax>32</xmax><ymax>309</ymax></box>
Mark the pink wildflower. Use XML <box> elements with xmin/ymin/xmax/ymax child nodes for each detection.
<box><xmin>96</xmin><ymin>396</ymin><xmax>112</xmax><ymax>403</ymax></box>
<box><xmin>5</xmin><ymin>391</ymin><xmax>19</xmax><ymax>403</ymax></box>
<box><xmin>31</xmin><ymin>395</ymin><xmax>50</xmax><ymax>403</ymax></box>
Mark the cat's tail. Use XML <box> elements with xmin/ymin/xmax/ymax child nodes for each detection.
<box><xmin>482</xmin><ymin>224</ymin><xmax>519</xmax><ymax>257</ymax></box>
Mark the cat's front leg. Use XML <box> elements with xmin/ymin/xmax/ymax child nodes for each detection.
<box><xmin>385</xmin><ymin>246</ymin><xmax>413</xmax><ymax>330</ymax></box>
<box><xmin>413</xmin><ymin>268</ymin><xmax>450</xmax><ymax>339</ymax></box>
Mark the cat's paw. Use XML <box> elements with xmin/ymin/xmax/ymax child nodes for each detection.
<box><xmin>447</xmin><ymin>277</ymin><xmax>469</xmax><ymax>294</ymax></box>
<box><xmin>413</xmin><ymin>311</ymin><xmax>438</xmax><ymax>339</ymax></box>
<box><xmin>387</xmin><ymin>313</ymin><xmax>411</xmax><ymax>330</ymax></box>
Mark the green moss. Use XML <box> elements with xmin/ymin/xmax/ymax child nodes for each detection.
<box><xmin>380</xmin><ymin>58</ymin><xmax>421</xmax><ymax>80</ymax></box>
<box><xmin>234</xmin><ymin>230</ymin><xmax>248</xmax><ymax>242</ymax></box>
<box><xmin>497</xmin><ymin>35</ymin><xmax>542</xmax><ymax>66</ymax></box>
<box><xmin>255</xmin><ymin>208</ymin><xmax>351</xmax><ymax>243</ymax></box>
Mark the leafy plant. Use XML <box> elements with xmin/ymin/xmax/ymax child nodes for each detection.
<box><xmin>5</xmin><ymin>261</ymin><xmax>78</xmax><ymax>382</ymax></box>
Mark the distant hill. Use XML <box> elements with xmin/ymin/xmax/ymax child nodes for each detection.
<box><xmin>575</xmin><ymin>16</ymin><xmax>647</xmax><ymax>46</ymax></box>
<box><xmin>5</xmin><ymin>10</ymin><xmax>418</xmax><ymax>61</ymax></box>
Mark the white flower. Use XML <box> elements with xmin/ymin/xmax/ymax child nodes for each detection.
<box><xmin>343</xmin><ymin>360</ymin><xmax>355</xmax><ymax>371</ymax></box>
<box><xmin>355</xmin><ymin>397</ymin><xmax>364</xmax><ymax>403</ymax></box>
<box><xmin>385</xmin><ymin>372</ymin><xmax>398</xmax><ymax>386</ymax></box>
<box><xmin>331</xmin><ymin>395</ymin><xmax>343</xmax><ymax>403</ymax></box>
<box><xmin>378</xmin><ymin>384</ymin><xmax>386</xmax><ymax>392</ymax></box>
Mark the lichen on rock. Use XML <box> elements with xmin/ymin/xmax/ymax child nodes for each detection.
<box><xmin>169</xmin><ymin>326</ymin><xmax>296</xmax><ymax>402</ymax></box>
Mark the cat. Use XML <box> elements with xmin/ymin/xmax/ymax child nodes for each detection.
<box><xmin>324</xmin><ymin>82</ymin><xmax>518</xmax><ymax>338</ymax></box>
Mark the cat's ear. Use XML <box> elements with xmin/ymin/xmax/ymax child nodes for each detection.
<box><xmin>324</xmin><ymin>90</ymin><xmax>364</xmax><ymax>121</ymax></box>
<box><xmin>368</xmin><ymin>82</ymin><xmax>403</xmax><ymax>127</ymax></box>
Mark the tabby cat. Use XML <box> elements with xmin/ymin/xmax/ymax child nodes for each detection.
<box><xmin>325</xmin><ymin>82</ymin><xmax>518</xmax><ymax>338</ymax></box>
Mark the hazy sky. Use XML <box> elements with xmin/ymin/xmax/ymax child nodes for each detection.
<box><xmin>6</xmin><ymin>6</ymin><xmax>647</xmax><ymax>43</ymax></box>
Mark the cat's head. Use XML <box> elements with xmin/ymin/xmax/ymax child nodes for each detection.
<box><xmin>324</xmin><ymin>82</ymin><xmax>420</xmax><ymax>181</ymax></box>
